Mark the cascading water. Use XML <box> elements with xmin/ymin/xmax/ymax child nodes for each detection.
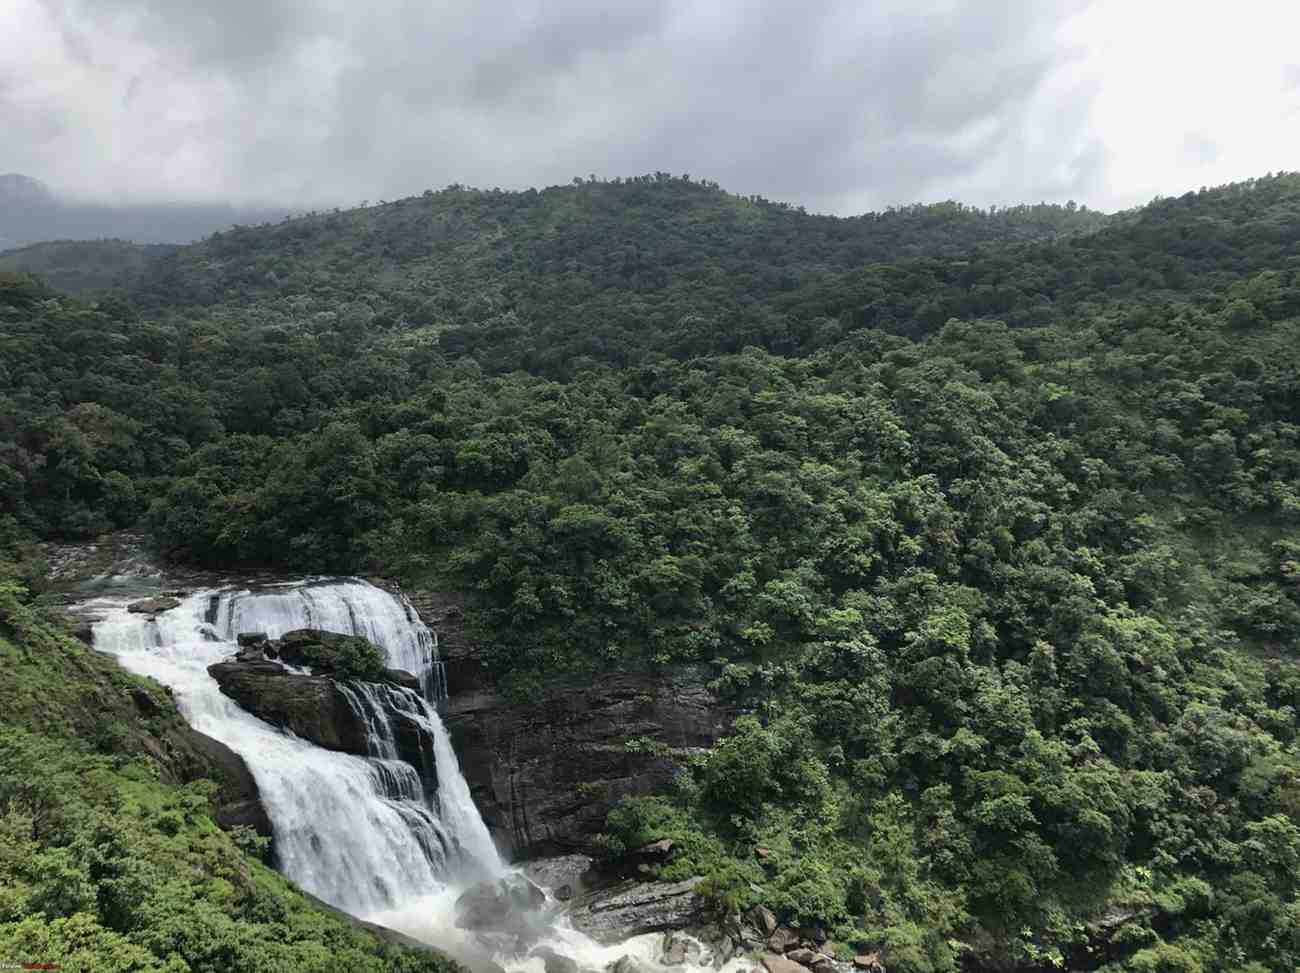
<box><xmin>89</xmin><ymin>579</ymin><xmax>501</xmax><ymax>917</ymax></box>
<box><xmin>203</xmin><ymin>580</ymin><xmax>446</xmax><ymax>697</ymax></box>
<box><xmin>86</xmin><ymin>575</ymin><xmax>739</xmax><ymax>973</ymax></box>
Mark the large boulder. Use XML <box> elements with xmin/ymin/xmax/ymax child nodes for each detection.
<box><xmin>208</xmin><ymin>655</ymin><xmax>444</xmax><ymax>803</ymax></box>
<box><xmin>208</xmin><ymin>659</ymin><xmax>372</xmax><ymax>754</ymax></box>
<box><xmin>761</xmin><ymin>956</ymin><xmax>808</xmax><ymax>973</ymax></box>
<box><xmin>454</xmin><ymin>875</ymin><xmax>548</xmax><ymax>931</ymax></box>
<box><xmin>128</xmin><ymin>596</ymin><xmax>180</xmax><ymax>615</ymax></box>
<box><xmin>567</xmin><ymin>878</ymin><xmax>707</xmax><ymax>945</ymax></box>
<box><xmin>748</xmin><ymin>904</ymin><xmax>778</xmax><ymax>937</ymax></box>
<box><xmin>269</xmin><ymin>628</ymin><xmax>389</xmax><ymax>682</ymax></box>
<box><xmin>523</xmin><ymin>854</ymin><xmax>597</xmax><ymax>903</ymax></box>
<box><xmin>658</xmin><ymin>931</ymin><xmax>702</xmax><ymax>966</ymax></box>
<box><xmin>455</xmin><ymin>875</ymin><xmax>552</xmax><ymax>952</ymax></box>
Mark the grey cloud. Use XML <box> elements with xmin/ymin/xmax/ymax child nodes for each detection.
<box><xmin>14</xmin><ymin>0</ymin><xmax>1108</xmax><ymax>213</ymax></box>
<box><xmin>57</xmin><ymin>0</ymin><xmax>323</xmax><ymax>72</ymax></box>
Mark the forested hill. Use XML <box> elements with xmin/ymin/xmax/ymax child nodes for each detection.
<box><xmin>127</xmin><ymin>175</ymin><xmax>1107</xmax><ymax>369</ymax></box>
<box><xmin>5</xmin><ymin>171</ymin><xmax>1300</xmax><ymax>971</ymax></box>
<box><xmin>0</xmin><ymin>239</ymin><xmax>177</xmax><ymax>296</ymax></box>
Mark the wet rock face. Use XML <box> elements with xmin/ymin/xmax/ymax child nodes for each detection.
<box><xmin>399</xmin><ymin>590</ymin><xmax>488</xmax><ymax>695</ymax></box>
<box><xmin>440</xmin><ymin>668</ymin><xmax>735</xmax><ymax>858</ymax></box>
<box><xmin>382</xmin><ymin>586</ymin><xmax>738</xmax><ymax>857</ymax></box>
<box><xmin>566</xmin><ymin>878</ymin><xmax>707</xmax><ymax>945</ymax></box>
<box><xmin>206</xmin><ymin>657</ymin><xmax>443</xmax><ymax>802</ymax></box>
<box><xmin>184</xmin><ymin>729</ymin><xmax>275</xmax><ymax>861</ymax></box>
<box><xmin>128</xmin><ymin>596</ymin><xmax>181</xmax><ymax>615</ymax></box>
<box><xmin>385</xmin><ymin>668</ymin><xmax>421</xmax><ymax>691</ymax></box>
<box><xmin>207</xmin><ymin>659</ymin><xmax>371</xmax><ymax>754</ymax></box>
<box><xmin>523</xmin><ymin>854</ymin><xmax>597</xmax><ymax>903</ymax></box>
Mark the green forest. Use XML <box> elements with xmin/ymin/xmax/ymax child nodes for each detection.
<box><xmin>4</xmin><ymin>171</ymin><xmax>1300</xmax><ymax>971</ymax></box>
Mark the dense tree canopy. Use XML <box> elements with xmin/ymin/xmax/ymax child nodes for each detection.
<box><xmin>4</xmin><ymin>171</ymin><xmax>1300</xmax><ymax>970</ymax></box>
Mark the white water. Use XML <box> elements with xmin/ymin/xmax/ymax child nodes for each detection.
<box><xmin>88</xmin><ymin>577</ymin><xmax>738</xmax><ymax>973</ymax></box>
<box><xmin>204</xmin><ymin>580</ymin><xmax>446</xmax><ymax>698</ymax></box>
<box><xmin>89</xmin><ymin>579</ymin><xmax>501</xmax><ymax>916</ymax></box>
<box><xmin>370</xmin><ymin>888</ymin><xmax>741</xmax><ymax>973</ymax></box>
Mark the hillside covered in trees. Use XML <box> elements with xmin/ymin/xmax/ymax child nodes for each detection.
<box><xmin>4</xmin><ymin>172</ymin><xmax>1300</xmax><ymax>971</ymax></box>
<box><xmin>0</xmin><ymin>239</ymin><xmax>177</xmax><ymax>297</ymax></box>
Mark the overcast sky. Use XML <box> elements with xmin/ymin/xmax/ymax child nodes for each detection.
<box><xmin>3</xmin><ymin>0</ymin><xmax>1297</xmax><ymax>214</ymax></box>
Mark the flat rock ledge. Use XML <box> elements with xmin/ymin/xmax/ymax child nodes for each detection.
<box><xmin>567</xmin><ymin>878</ymin><xmax>707</xmax><ymax>945</ymax></box>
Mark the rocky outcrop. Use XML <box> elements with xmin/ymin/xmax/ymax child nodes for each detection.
<box><xmin>440</xmin><ymin>668</ymin><xmax>735</xmax><ymax>857</ymax></box>
<box><xmin>455</xmin><ymin>875</ymin><xmax>549</xmax><ymax>933</ymax></box>
<box><xmin>185</xmin><ymin>729</ymin><xmax>275</xmax><ymax>861</ymax></box>
<box><xmin>399</xmin><ymin>590</ymin><xmax>490</xmax><ymax>694</ymax></box>
<box><xmin>530</xmin><ymin>947</ymin><xmax>579</xmax><ymax>973</ymax></box>
<box><xmin>206</xmin><ymin>655</ymin><xmax>440</xmax><ymax>799</ymax></box>
<box><xmin>352</xmin><ymin>586</ymin><xmax>740</xmax><ymax>856</ymax></box>
<box><xmin>523</xmin><ymin>854</ymin><xmax>597</xmax><ymax>903</ymax></box>
<box><xmin>761</xmin><ymin>956</ymin><xmax>810</xmax><ymax>973</ymax></box>
<box><xmin>566</xmin><ymin>878</ymin><xmax>707</xmax><ymax>944</ymax></box>
<box><xmin>208</xmin><ymin>659</ymin><xmax>372</xmax><ymax>754</ymax></box>
<box><xmin>128</xmin><ymin>595</ymin><xmax>180</xmax><ymax>615</ymax></box>
<box><xmin>239</xmin><ymin>628</ymin><xmax>396</xmax><ymax>685</ymax></box>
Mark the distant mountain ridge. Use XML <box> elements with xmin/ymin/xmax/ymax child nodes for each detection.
<box><xmin>0</xmin><ymin>172</ymin><xmax>290</xmax><ymax>249</ymax></box>
<box><xmin>0</xmin><ymin>173</ymin><xmax>57</xmax><ymax>206</ymax></box>
<box><xmin>0</xmin><ymin>239</ymin><xmax>177</xmax><ymax>296</ymax></box>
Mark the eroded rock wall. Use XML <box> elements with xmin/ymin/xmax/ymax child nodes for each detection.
<box><xmin>440</xmin><ymin>667</ymin><xmax>731</xmax><ymax>858</ymax></box>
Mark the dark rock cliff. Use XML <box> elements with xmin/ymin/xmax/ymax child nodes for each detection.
<box><xmin>199</xmin><ymin>585</ymin><xmax>737</xmax><ymax>861</ymax></box>
<box><xmin>440</xmin><ymin>667</ymin><xmax>732</xmax><ymax>859</ymax></box>
<box><xmin>401</xmin><ymin>590</ymin><xmax>490</xmax><ymax>695</ymax></box>
<box><xmin>400</xmin><ymin>587</ymin><xmax>738</xmax><ymax>859</ymax></box>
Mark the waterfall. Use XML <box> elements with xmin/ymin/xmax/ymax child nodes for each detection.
<box><xmin>336</xmin><ymin>681</ymin><xmax>501</xmax><ymax>872</ymax></box>
<box><xmin>87</xmin><ymin>575</ymin><xmax>743</xmax><ymax>973</ymax></box>
<box><xmin>89</xmin><ymin>579</ymin><xmax>503</xmax><ymax>918</ymax></box>
<box><xmin>200</xmin><ymin>580</ymin><xmax>444</xmax><ymax>697</ymax></box>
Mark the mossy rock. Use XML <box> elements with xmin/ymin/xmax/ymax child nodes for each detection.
<box><xmin>273</xmin><ymin>629</ymin><xmax>388</xmax><ymax>682</ymax></box>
